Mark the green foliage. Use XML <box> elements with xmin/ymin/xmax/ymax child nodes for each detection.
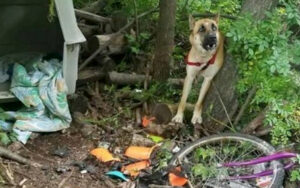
<box><xmin>290</xmin><ymin>155</ymin><xmax>300</xmax><ymax>181</ymax></box>
<box><xmin>192</xmin><ymin>163</ymin><xmax>217</xmax><ymax>180</ymax></box>
<box><xmin>154</xmin><ymin>141</ymin><xmax>173</xmax><ymax>170</ymax></box>
<box><xmin>126</xmin><ymin>32</ymin><xmax>151</xmax><ymax>55</ymax></box>
<box><xmin>226</xmin><ymin>4</ymin><xmax>300</xmax><ymax>145</ymax></box>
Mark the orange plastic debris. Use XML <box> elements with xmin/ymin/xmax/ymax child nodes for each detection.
<box><xmin>142</xmin><ymin>116</ymin><xmax>156</xmax><ymax>127</ymax></box>
<box><xmin>168</xmin><ymin>167</ymin><xmax>188</xmax><ymax>186</ymax></box>
<box><xmin>124</xmin><ymin>145</ymin><xmax>157</xmax><ymax>160</ymax></box>
<box><xmin>122</xmin><ymin>160</ymin><xmax>150</xmax><ymax>177</ymax></box>
<box><xmin>90</xmin><ymin>148</ymin><xmax>120</xmax><ymax>163</ymax></box>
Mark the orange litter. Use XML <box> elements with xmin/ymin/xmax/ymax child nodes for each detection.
<box><xmin>168</xmin><ymin>167</ymin><xmax>188</xmax><ymax>186</ymax></box>
<box><xmin>142</xmin><ymin>116</ymin><xmax>156</xmax><ymax>127</ymax></box>
<box><xmin>90</xmin><ymin>148</ymin><xmax>120</xmax><ymax>163</ymax></box>
<box><xmin>124</xmin><ymin>145</ymin><xmax>157</xmax><ymax>160</ymax></box>
<box><xmin>121</xmin><ymin>160</ymin><xmax>150</xmax><ymax>177</ymax></box>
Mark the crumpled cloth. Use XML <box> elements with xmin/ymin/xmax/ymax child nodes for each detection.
<box><xmin>0</xmin><ymin>54</ymin><xmax>71</xmax><ymax>144</ymax></box>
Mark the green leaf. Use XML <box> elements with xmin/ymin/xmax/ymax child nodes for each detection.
<box><xmin>0</xmin><ymin>133</ymin><xmax>11</xmax><ymax>145</ymax></box>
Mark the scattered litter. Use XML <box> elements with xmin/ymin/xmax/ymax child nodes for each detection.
<box><xmin>0</xmin><ymin>54</ymin><xmax>71</xmax><ymax>144</ymax></box>
<box><xmin>142</xmin><ymin>116</ymin><xmax>155</xmax><ymax>128</ymax></box>
<box><xmin>172</xmin><ymin>146</ymin><xmax>181</xmax><ymax>153</ymax></box>
<box><xmin>134</xmin><ymin>89</ymin><xmax>142</xmax><ymax>93</ymax></box>
<box><xmin>52</xmin><ymin>147</ymin><xmax>70</xmax><ymax>158</ymax></box>
<box><xmin>90</xmin><ymin>148</ymin><xmax>120</xmax><ymax>162</ymax></box>
<box><xmin>106</xmin><ymin>171</ymin><xmax>129</xmax><ymax>182</ymax></box>
<box><xmin>122</xmin><ymin>160</ymin><xmax>150</xmax><ymax>177</ymax></box>
<box><xmin>56</xmin><ymin>166</ymin><xmax>71</xmax><ymax>174</ymax></box>
<box><xmin>98</xmin><ymin>141</ymin><xmax>111</xmax><ymax>149</ymax></box>
<box><xmin>124</xmin><ymin>146</ymin><xmax>157</xmax><ymax>160</ymax></box>
<box><xmin>147</xmin><ymin>134</ymin><xmax>164</xmax><ymax>143</ymax></box>
<box><xmin>168</xmin><ymin>167</ymin><xmax>188</xmax><ymax>186</ymax></box>
<box><xmin>254</xmin><ymin>164</ymin><xmax>272</xmax><ymax>188</ymax></box>
<box><xmin>80</xmin><ymin>170</ymin><xmax>88</xmax><ymax>174</ymax></box>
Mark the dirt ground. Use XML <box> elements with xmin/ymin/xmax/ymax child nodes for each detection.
<box><xmin>1</xmin><ymin>124</ymin><xmax>116</xmax><ymax>188</ymax></box>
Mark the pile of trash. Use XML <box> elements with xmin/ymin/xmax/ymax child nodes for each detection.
<box><xmin>0</xmin><ymin>53</ymin><xmax>71</xmax><ymax>144</ymax></box>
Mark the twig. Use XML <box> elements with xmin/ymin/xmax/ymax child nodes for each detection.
<box><xmin>133</xmin><ymin>0</ymin><xmax>139</xmax><ymax>41</ymax></box>
<box><xmin>58</xmin><ymin>169</ymin><xmax>74</xmax><ymax>188</ymax></box>
<box><xmin>0</xmin><ymin>146</ymin><xmax>42</xmax><ymax>168</ymax></box>
<box><xmin>177</xmin><ymin>157</ymin><xmax>194</xmax><ymax>188</ymax></box>
<box><xmin>212</xmin><ymin>81</ymin><xmax>234</xmax><ymax>130</ymax></box>
<box><xmin>149</xmin><ymin>185</ymin><xmax>173</xmax><ymax>188</ymax></box>
<box><xmin>192</xmin><ymin>13</ymin><xmax>239</xmax><ymax>20</ymax></box>
<box><xmin>136</xmin><ymin>108</ymin><xmax>142</xmax><ymax>126</ymax></box>
<box><xmin>118</xmin><ymin>7</ymin><xmax>158</xmax><ymax>33</ymax></box>
<box><xmin>79</xmin><ymin>48</ymin><xmax>102</xmax><ymax>71</ymax></box>
<box><xmin>75</xmin><ymin>9</ymin><xmax>111</xmax><ymax>23</ymax></box>
<box><xmin>234</xmin><ymin>86</ymin><xmax>257</xmax><ymax>125</ymax></box>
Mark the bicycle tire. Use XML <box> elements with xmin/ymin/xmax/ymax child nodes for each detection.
<box><xmin>169</xmin><ymin>133</ymin><xmax>285</xmax><ymax>188</ymax></box>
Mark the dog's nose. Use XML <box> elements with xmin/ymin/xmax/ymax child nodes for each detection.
<box><xmin>208</xmin><ymin>35</ymin><xmax>217</xmax><ymax>42</ymax></box>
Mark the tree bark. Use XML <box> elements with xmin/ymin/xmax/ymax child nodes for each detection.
<box><xmin>241</xmin><ymin>0</ymin><xmax>279</xmax><ymax>19</ymax></box>
<box><xmin>152</xmin><ymin>0</ymin><xmax>176</xmax><ymax>81</ymax></box>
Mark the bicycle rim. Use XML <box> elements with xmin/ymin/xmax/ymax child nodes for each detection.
<box><xmin>169</xmin><ymin>133</ymin><xmax>284</xmax><ymax>188</ymax></box>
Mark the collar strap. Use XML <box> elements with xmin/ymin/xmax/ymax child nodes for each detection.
<box><xmin>185</xmin><ymin>52</ymin><xmax>217</xmax><ymax>70</ymax></box>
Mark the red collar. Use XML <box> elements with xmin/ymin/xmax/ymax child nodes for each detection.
<box><xmin>185</xmin><ymin>52</ymin><xmax>217</xmax><ymax>69</ymax></box>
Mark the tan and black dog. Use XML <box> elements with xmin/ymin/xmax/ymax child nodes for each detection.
<box><xmin>172</xmin><ymin>15</ymin><xmax>224</xmax><ymax>124</ymax></box>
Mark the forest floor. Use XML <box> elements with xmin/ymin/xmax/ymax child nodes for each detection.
<box><xmin>0</xmin><ymin>86</ymin><xmax>191</xmax><ymax>188</ymax></box>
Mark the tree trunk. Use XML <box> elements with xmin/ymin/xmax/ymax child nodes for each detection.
<box><xmin>241</xmin><ymin>0</ymin><xmax>278</xmax><ymax>19</ymax></box>
<box><xmin>201</xmin><ymin>0</ymin><xmax>278</xmax><ymax>132</ymax></box>
<box><xmin>152</xmin><ymin>0</ymin><xmax>176</xmax><ymax>81</ymax></box>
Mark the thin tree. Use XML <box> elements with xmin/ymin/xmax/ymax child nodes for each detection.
<box><xmin>152</xmin><ymin>0</ymin><xmax>176</xmax><ymax>81</ymax></box>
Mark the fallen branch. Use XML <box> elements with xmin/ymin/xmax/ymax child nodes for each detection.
<box><xmin>58</xmin><ymin>169</ymin><xmax>74</xmax><ymax>188</ymax></box>
<box><xmin>79</xmin><ymin>48</ymin><xmax>102</xmax><ymax>71</ymax></box>
<box><xmin>234</xmin><ymin>86</ymin><xmax>257</xmax><ymax>125</ymax></box>
<box><xmin>78</xmin><ymin>69</ymin><xmax>184</xmax><ymax>86</ymax></box>
<box><xmin>192</xmin><ymin>13</ymin><xmax>239</xmax><ymax>20</ymax></box>
<box><xmin>242</xmin><ymin>111</ymin><xmax>265</xmax><ymax>134</ymax></box>
<box><xmin>81</xmin><ymin>0</ymin><xmax>107</xmax><ymax>13</ymax></box>
<box><xmin>75</xmin><ymin>9</ymin><xmax>111</xmax><ymax>23</ymax></box>
<box><xmin>0</xmin><ymin>146</ymin><xmax>42</xmax><ymax>168</ymax></box>
<box><xmin>255</xmin><ymin>127</ymin><xmax>272</xmax><ymax>137</ymax></box>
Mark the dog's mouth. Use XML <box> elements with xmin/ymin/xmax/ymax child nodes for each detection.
<box><xmin>203</xmin><ymin>35</ymin><xmax>217</xmax><ymax>51</ymax></box>
<box><xmin>203</xmin><ymin>43</ymin><xmax>217</xmax><ymax>51</ymax></box>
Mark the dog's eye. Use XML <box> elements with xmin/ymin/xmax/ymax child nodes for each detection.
<box><xmin>212</xmin><ymin>24</ymin><xmax>217</xmax><ymax>31</ymax></box>
<box><xmin>198</xmin><ymin>25</ymin><xmax>205</xmax><ymax>32</ymax></box>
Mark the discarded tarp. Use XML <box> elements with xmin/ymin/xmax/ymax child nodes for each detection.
<box><xmin>0</xmin><ymin>54</ymin><xmax>71</xmax><ymax>143</ymax></box>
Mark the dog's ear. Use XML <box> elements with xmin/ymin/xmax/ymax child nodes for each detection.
<box><xmin>214</xmin><ymin>13</ymin><xmax>220</xmax><ymax>24</ymax></box>
<box><xmin>189</xmin><ymin>15</ymin><xmax>196</xmax><ymax>31</ymax></box>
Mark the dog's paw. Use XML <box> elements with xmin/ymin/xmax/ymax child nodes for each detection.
<box><xmin>172</xmin><ymin>114</ymin><xmax>184</xmax><ymax>123</ymax></box>
<box><xmin>191</xmin><ymin>114</ymin><xmax>203</xmax><ymax>125</ymax></box>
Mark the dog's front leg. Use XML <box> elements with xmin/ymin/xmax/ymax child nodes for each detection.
<box><xmin>172</xmin><ymin>68</ymin><xmax>197</xmax><ymax>123</ymax></box>
<box><xmin>191</xmin><ymin>77</ymin><xmax>212</xmax><ymax>124</ymax></box>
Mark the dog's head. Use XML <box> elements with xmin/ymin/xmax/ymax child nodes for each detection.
<box><xmin>189</xmin><ymin>15</ymin><xmax>220</xmax><ymax>52</ymax></box>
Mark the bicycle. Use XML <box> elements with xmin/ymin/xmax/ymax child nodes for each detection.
<box><xmin>168</xmin><ymin>133</ymin><xmax>298</xmax><ymax>188</ymax></box>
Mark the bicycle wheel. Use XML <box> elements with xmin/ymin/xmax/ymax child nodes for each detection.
<box><xmin>169</xmin><ymin>133</ymin><xmax>284</xmax><ymax>188</ymax></box>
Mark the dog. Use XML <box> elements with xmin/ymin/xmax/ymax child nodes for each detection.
<box><xmin>172</xmin><ymin>15</ymin><xmax>224</xmax><ymax>124</ymax></box>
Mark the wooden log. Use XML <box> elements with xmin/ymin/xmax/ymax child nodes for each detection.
<box><xmin>81</xmin><ymin>0</ymin><xmax>107</xmax><ymax>14</ymax></box>
<box><xmin>77</xmin><ymin>67</ymin><xmax>106</xmax><ymax>84</ymax></box>
<box><xmin>75</xmin><ymin>9</ymin><xmax>111</xmax><ymax>23</ymax></box>
<box><xmin>77</xmin><ymin>70</ymin><xmax>184</xmax><ymax>86</ymax></box>
<box><xmin>87</xmin><ymin>33</ymin><xmax>126</xmax><ymax>55</ymax></box>
<box><xmin>77</xmin><ymin>23</ymin><xmax>99</xmax><ymax>38</ymax></box>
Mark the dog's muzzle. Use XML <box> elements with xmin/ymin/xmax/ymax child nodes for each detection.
<box><xmin>203</xmin><ymin>35</ymin><xmax>217</xmax><ymax>51</ymax></box>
